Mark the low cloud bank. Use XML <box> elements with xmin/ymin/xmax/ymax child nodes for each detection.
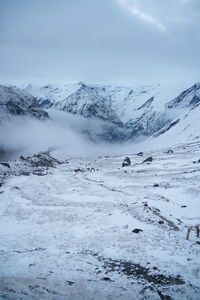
<box><xmin>0</xmin><ymin>109</ymin><xmax>144</xmax><ymax>160</ymax></box>
<box><xmin>0</xmin><ymin>108</ymin><xmax>188</xmax><ymax>161</ymax></box>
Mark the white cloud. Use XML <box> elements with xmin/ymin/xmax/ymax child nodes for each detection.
<box><xmin>116</xmin><ymin>0</ymin><xmax>166</xmax><ymax>31</ymax></box>
<box><xmin>129</xmin><ymin>6</ymin><xmax>166</xmax><ymax>31</ymax></box>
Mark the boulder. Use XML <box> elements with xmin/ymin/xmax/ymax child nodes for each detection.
<box><xmin>132</xmin><ymin>228</ymin><xmax>143</xmax><ymax>233</ymax></box>
<box><xmin>137</xmin><ymin>152</ymin><xmax>143</xmax><ymax>156</ymax></box>
<box><xmin>166</xmin><ymin>149</ymin><xmax>174</xmax><ymax>154</ymax></box>
<box><xmin>122</xmin><ymin>157</ymin><xmax>131</xmax><ymax>167</ymax></box>
<box><xmin>142</xmin><ymin>157</ymin><xmax>153</xmax><ymax>163</ymax></box>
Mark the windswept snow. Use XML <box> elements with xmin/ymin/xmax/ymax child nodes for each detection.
<box><xmin>1</xmin><ymin>142</ymin><xmax>200</xmax><ymax>299</ymax></box>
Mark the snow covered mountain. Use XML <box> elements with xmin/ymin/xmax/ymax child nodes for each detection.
<box><xmin>1</xmin><ymin>80</ymin><xmax>200</xmax><ymax>147</ymax></box>
<box><xmin>25</xmin><ymin>81</ymin><xmax>200</xmax><ymax>142</ymax></box>
<box><xmin>1</xmin><ymin>82</ymin><xmax>200</xmax><ymax>299</ymax></box>
<box><xmin>0</xmin><ymin>85</ymin><xmax>48</xmax><ymax>123</ymax></box>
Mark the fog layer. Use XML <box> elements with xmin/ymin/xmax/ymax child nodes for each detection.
<box><xmin>0</xmin><ymin>109</ymin><xmax>137</xmax><ymax>160</ymax></box>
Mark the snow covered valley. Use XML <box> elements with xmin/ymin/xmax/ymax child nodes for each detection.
<box><xmin>1</xmin><ymin>142</ymin><xmax>200</xmax><ymax>299</ymax></box>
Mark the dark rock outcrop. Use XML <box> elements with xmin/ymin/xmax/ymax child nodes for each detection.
<box><xmin>132</xmin><ymin>228</ymin><xmax>143</xmax><ymax>233</ymax></box>
<box><xmin>142</xmin><ymin>157</ymin><xmax>153</xmax><ymax>163</ymax></box>
<box><xmin>0</xmin><ymin>85</ymin><xmax>49</xmax><ymax>123</ymax></box>
<box><xmin>137</xmin><ymin>152</ymin><xmax>143</xmax><ymax>156</ymax></box>
<box><xmin>0</xmin><ymin>152</ymin><xmax>62</xmax><ymax>186</ymax></box>
<box><xmin>122</xmin><ymin>157</ymin><xmax>131</xmax><ymax>167</ymax></box>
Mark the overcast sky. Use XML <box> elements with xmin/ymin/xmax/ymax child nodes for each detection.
<box><xmin>0</xmin><ymin>0</ymin><xmax>200</xmax><ymax>86</ymax></box>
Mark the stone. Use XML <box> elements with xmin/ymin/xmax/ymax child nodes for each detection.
<box><xmin>122</xmin><ymin>157</ymin><xmax>131</xmax><ymax>167</ymax></box>
<box><xmin>142</xmin><ymin>157</ymin><xmax>153</xmax><ymax>163</ymax></box>
<box><xmin>132</xmin><ymin>228</ymin><xmax>143</xmax><ymax>233</ymax></box>
<box><xmin>137</xmin><ymin>152</ymin><xmax>143</xmax><ymax>156</ymax></box>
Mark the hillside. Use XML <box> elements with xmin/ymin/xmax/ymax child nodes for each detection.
<box><xmin>0</xmin><ymin>142</ymin><xmax>200</xmax><ymax>299</ymax></box>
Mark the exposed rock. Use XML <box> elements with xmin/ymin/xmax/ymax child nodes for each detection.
<box><xmin>0</xmin><ymin>162</ymin><xmax>10</xmax><ymax>168</ymax></box>
<box><xmin>24</xmin><ymin>153</ymin><xmax>60</xmax><ymax>168</ymax></box>
<box><xmin>142</xmin><ymin>157</ymin><xmax>153</xmax><ymax>163</ymax></box>
<box><xmin>158</xmin><ymin>220</ymin><xmax>164</xmax><ymax>225</ymax></box>
<box><xmin>132</xmin><ymin>228</ymin><xmax>143</xmax><ymax>233</ymax></box>
<box><xmin>137</xmin><ymin>152</ymin><xmax>143</xmax><ymax>156</ymax></box>
<box><xmin>0</xmin><ymin>85</ymin><xmax>49</xmax><ymax>123</ymax></box>
<box><xmin>166</xmin><ymin>83</ymin><xmax>200</xmax><ymax>109</ymax></box>
<box><xmin>122</xmin><ymin>157</ymin><xmax>131</xmax><ymax>167</ymax></box>
<box><xmin>0</xmin><ymin>152</ymin><xmax>62</xmax><ymax>186</ymax></box>
<box><xmin>74</xmin><ymin>168</ymin><xmax>84</xmax><ymax>173</ymax></box>
<box><xmin>153</xmin><ymin>119</ymin><xmax>180</xmax><ymax>137</ymax></box>
<box><xmin>157</xmin><ymin>290</ymin><xmax>173</xmax><ymax>300</ymax></box>
<box><xmin>101</xmin><ymin>277</ymin><xmax>112</xmax><ymax>281</ymax></box>
<box><xmin>166</xmin><ymin>149</ymin><xmax>174</xmax><ymax>154</ymax></box>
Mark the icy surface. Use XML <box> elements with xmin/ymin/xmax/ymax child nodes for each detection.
<box><xmin>1</xmin><ymin>142</ymin><xmax>200</xmax><ymax>299</ymax></box>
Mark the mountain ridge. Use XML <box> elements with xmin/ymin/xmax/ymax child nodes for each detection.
<box><xmin>25</xmin><ymin>81</ymin><xmax>200</xmax><ymax>142</ymax></box>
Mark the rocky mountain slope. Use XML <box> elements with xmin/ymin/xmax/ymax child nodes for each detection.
<box><xmin>25</xmin><ymin>81</ymin><xmax>200</xmax><ymax>142</ymax></box>
<box><xmin>0</xmin><ymin>85</ymin><xmax>48</xmax><ymax>123</ymax></box>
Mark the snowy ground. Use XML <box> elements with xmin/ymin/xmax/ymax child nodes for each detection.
<box><xmin>1</xmin><ymin>142</ymin><xmax>200</xmax><ymax>299</ymax></box>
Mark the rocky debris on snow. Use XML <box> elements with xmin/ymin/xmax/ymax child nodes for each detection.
<box><xmin>122</xmin><ymin>156</ymin><xmax>131</xmax><ymax>167</ymax></box>
<box><xmin>83</xmin><ymin>251</ymin><xmax>185</xmax><ymax>286</ymax></box>
<box><xmin>101</xmin><ymin>258</ymin><xmax>184</xmax><ymax>286</ymax></box>
<box><xmin>82</xmin><ymin>250</ymin><xmax>184</xmax><ymax>286</ymax></box>
<box><xmin>20</xmin><ymin>152</ymin><xmax>61</xmax><ymax>168</ymax></box>
<box><xmin>142</xmin><ymin>157</ymin><xmax>153</xmax><ymax>163</ymax></box>
<box><xmin>144</xmin><ymin>206</ymin><xmax>180</xmax><ymax>231</ymax></box>
<box><xmin>0</xmin><ymin>152</ymin><xmax>62</xmax><ymax>186</ymax></box>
